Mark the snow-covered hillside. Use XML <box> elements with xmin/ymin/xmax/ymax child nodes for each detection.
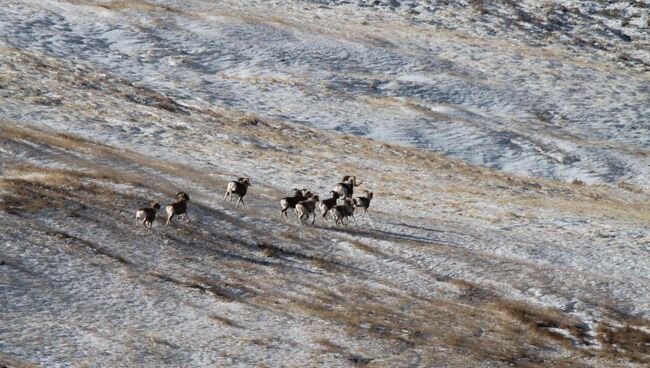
<box><xmin>1</xmin><ymin>0</ymin><xmax>648</xmax><ymax>186</ymax></box>
<box><xmin>1</xmin><ymin>1</ymin><xmax>649</xmax><ymax>367</ymax></box>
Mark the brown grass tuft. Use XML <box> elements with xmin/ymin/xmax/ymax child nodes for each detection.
<box><xmin>315</xmin><ymin>338</ymin><xmax>345</xmax><ymax>353</ymax></box>
<box><xmin>209</xmin><ymin>314</ymin><xmax>242</xmax><ymax>328</ymax></box>
<box><xmin>618</xmin><ymin>180</ymin><xmax>644</xmax><ymax>194</ymax></box>
<box><xmin>597</xmin><ymin>323</ymin><xmax>650</xmax><ymax>363</ymax></box>
<box><xmin>257</xmin><ymin>242</ymin><xmax>278</xmax><ymax>257</ymax></box>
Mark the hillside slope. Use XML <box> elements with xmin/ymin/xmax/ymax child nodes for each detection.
<box><xmin>1</xmin><ymin>1</ymin><xmax>649</xmax><ymax>367</ymax></box>
<box><xmin>1</xmin><ymin>0</ymin><xmax>648</xmax><ymax>186</ymax></box>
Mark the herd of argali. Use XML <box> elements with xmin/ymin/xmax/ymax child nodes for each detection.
<box><xmin>280</xmin><ymin>176</ymin><xmax>373</xmax><ymax>226</ymax></box>
<box><xmin>135</xmin><ymin>175</ymin><xmax>372</xmax><ymax>228</ymax></box>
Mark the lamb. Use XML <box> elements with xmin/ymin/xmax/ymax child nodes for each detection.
<box><xmin>135</xmin><ymin>201</ymin><xmax>161</xmax><ymax>228</ymax></box>
<box><xmin>330</xmin><ymin>198</ymin><xmax>356</xmax><ymax>226</ymax></box>
<box><xmin>353</xmin><ymin>190</ymin><xmax>373</xmax><ymax>217</ymax></box>
<box><xmin>332</xmin><ymin>175</ymin><xmax>362</xmax><ymax>198</ymax></box>
<box><xmin>318</xmin><ymin>190</ymin><xmax>340</xmax><ymax>220</ymax></box>
<box><xmin>295</xmin><ymin>195</ymin><xmax>320</xmax><ymax>225</ymax></box>
<box><xmin>165</xmin><ymin>191</ymin><xmax>190</xmax><ymax>226</ymax></box>
<box><xmin>280</xmin><ymin>188</ymin><xmax>307</xmax><ymax>218</ymax></box>
<box><xmin>224</xmin><ymin>177</ymin><xmax>252</xmax><ymax>208</ymax></box>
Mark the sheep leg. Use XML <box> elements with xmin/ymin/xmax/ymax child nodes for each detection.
<box><xmin>223</xmin><ymin>191</ymin><xmax>230</xmax><ymax>201</ymax></box>
<box><xmin>184</xmin><ymin>212</ymin><xmax>190</xmax><ymax>223</ymax></box>
<box><xmin>166</xmin><ymin>213</ymin><xmax>174</xmax><ymax>226</ymax></box>
<box><xmin>311</xmin><ymin>212</ymin><xmax>315</xmax><ymax>224</ymax></box>
<box><xmin>297</xmin><ymin>212</ymin><xmax>304</xmax><ymax>225</ymax></box>
<box><xmin>236</xmin><ymin>197</ymin><xmax>245</xmax><ymax>208</ymax></box>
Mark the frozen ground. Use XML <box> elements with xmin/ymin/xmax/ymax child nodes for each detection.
<box><xmin>1</xmin><ymin>1</ymin><xmax>649</xmax><ymax>367</ymax></box>
<box><xmin>0</xmin><ymin>0</ymin><xmax>648</xmax><ymax>187</ymax></box>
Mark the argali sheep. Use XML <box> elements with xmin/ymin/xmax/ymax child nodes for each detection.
<box><xmin>318</xmin><ymin>190</ymin><xmax>340</xmax><ymax>220</ymax></box>
<box><xmin>280</xmin><ymin>188</ymin><xmax>307</xmax><ymax>218</ymax></box>
<box><xmin>330</xmin><ymin>197</ymin><xmax>356</xmax><ymax>226</ymax></box>
<box><xmin>299</xmin><ymin>188</ymin><xmax>314</xmax><ymax>199</ymax></box>
<box><xmin>295</xmin><ymin>195</ymin><xmax>320</xmax><ymax>225</ymax></box>
<box><xmin>224</xmin><ymin>177</ymin><xmax>252</xmax><ymax>208</ymax></box>
<box><xmin>353</xmin><ymin>190</ymin><xmax>373</xmax><ymax>217</ymax></box>
<box><xmin>165</xmin><ymin>191</ymin><xmax>190</xmax><ymax>226</ymax></box>
<box><xmin>135</xmin><ymin>201</ymin><xmax>161</xmax><ymax>228</ymax></box>
<box><xmin>332</xmin><ymin>175</ymin><xmax>362</xmax><ymax>198</ymax></box>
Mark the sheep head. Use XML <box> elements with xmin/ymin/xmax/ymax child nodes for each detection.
<box><xmin>342</xmin><ymin>175</ymin><xmax>362</xmax><ymax>186</ymax></box>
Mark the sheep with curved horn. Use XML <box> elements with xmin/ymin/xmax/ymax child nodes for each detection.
<box><xmin>295</xmin><ymin>195</ymin><xmax>320</xmax><ymax>225</ymax></box>
<box><xmin>224</xmin><ymin>177</ymin><xmax>252</xmax><ymax>208</ymax></box>
<box><xmin>318</xmin><ymin>190</ymin><xmax>340</xmax><ymax>221</ymax></box>
<box><xmin>354</xmin><ymin>190</ymin><xmax>373</xmax><ymax>218</ymax></box>
<box><xmin>135</xmin><ymin>201</ymin><xmax>161</xmax><ymax>228</ymax></box>
<box><xmin>332</xmin><ymin>175</ymin><xmax>362</xmax><ymax>198</ymax></box>
<box><xmin>330</xmin><ymin>197</ymin><xmax>356</xmax><ymax>226</ymax></box>
<box><xmin>166</xmin><ymin>191</ymin><xmax>190</xmax><ymax>226</ymax></box>
<box><xmin>280</xmin><ymin>188</ymin><xmax>307</xmax><ymax>219</ymax></box>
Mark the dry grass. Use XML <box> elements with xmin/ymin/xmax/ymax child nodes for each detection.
<box><xmin>314</xmin><ymin>338</ymin><xmax>346</xmax><ymax>354</ymax></box>
<box><xmin>256</xmin><ymin>241</ymin><xmax>278</xmax><ymax>258</ymax></box>
<box><xmin>208</xmin><ymin>314</ymin><xmax>242</xmax><ymax>329</ymax></box>
<box><xmin>0</xmin><ymin>352</ymin><xmax>40</xmax><ymax>368</ymax></box>
<box><xmin>617</xmin><ymin>180</ymin><xmax>644</xmax><ymax>194</ymax></box>
<box><xmin>493</xmin><ymin>301</ymin><xmax>589</xmax><ymax>348</ymax></box>
<box><xmin>288</xmin><ymin>274</ymin><xmax>650</xmax><ymax>366</ymax></box>
<box><xmin>79</xmin><ymin>0</ymin><xmax>184</xmax><ymax>14</ymax></box>
<box><xmin>346</xmin><ymin>239</ymin><xmax>381</xmax><ymax>255</ymax></box>
<box><xmin>0</xmin><ymin>122</ymin><xmax>228</xmax><ymax>199</ymax></box>
<box><xmin>0</xmin><ymin>162</ymin><xmax>147</xmax><ymax>218</ymax></box>
<box><xmin>597</xmin><ymin>323</ymin><xmax>650</xmax><ymax>363</ymax></box>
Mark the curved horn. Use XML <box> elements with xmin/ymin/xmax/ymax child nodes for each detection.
<box><xmin>341</xmin><ymin>175</ymin><xmax>351</xmax><ymax>182</ymax></box>
<box><xmin>351</xmin><ymin>176</ymin><xmax>363</xmax><ymax>186</ymax></box>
